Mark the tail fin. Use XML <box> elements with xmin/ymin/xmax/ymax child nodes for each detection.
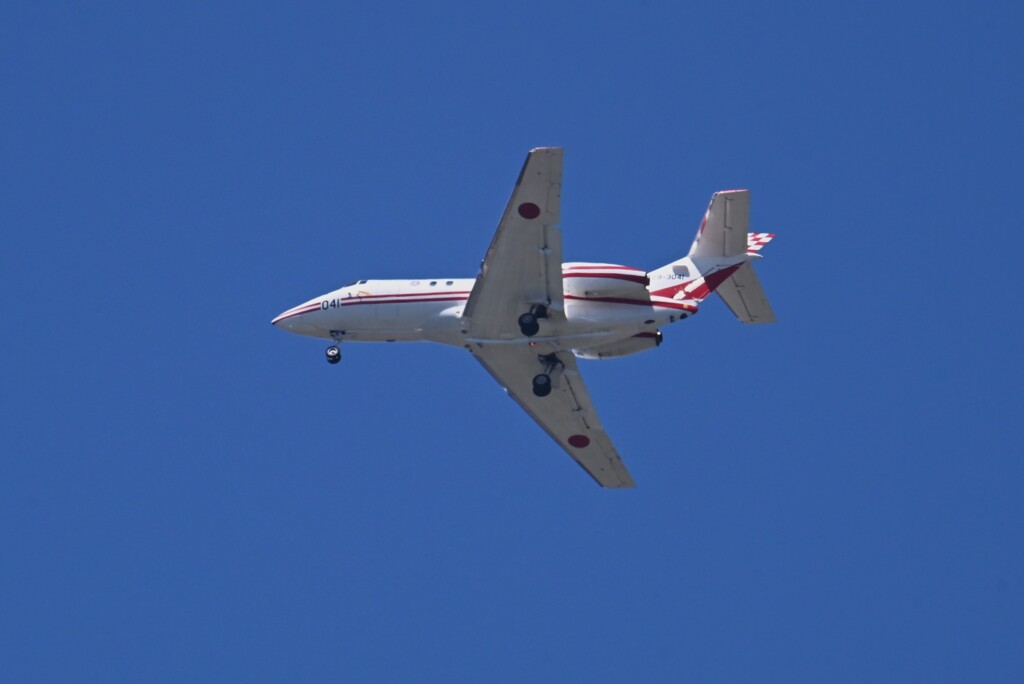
<box><xmin>689</xmin><ymin>189</ymin><xmax>751</xmax><ymax>259</ymax></box>
<box><xmin>648</xmin><ymin>190</ymin><xmax>777</xmax><ymax>323</ymax></box>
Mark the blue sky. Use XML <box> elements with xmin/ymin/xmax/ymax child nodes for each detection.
<box><xmin>3</xmin><ymin>1</ymin><xmax>1022</xmax><ymax>681</ymax></box>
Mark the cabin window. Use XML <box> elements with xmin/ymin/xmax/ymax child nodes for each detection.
<box><xmin>446</xmin><ymin>280</ymin><xmax>453</xmax><ymax>286</ymax></box>
<box><xmin>430</xmin><ymin>281</ymin><xmax>437</xmax><ymax>286</ymax></box>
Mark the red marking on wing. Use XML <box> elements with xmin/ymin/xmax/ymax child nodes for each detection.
<box><xmin>518</xmin><ymin>202</ymin><xmax>541</xmax><ymax>219</ymax></box>
<box><xmin>568</xmin><ymin>434</ymin><xmax>590</xmax><ymax>448</ymax></box>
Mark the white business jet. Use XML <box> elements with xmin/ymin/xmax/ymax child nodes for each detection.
<box><xmin>273</xmin><ymin>148</ymin><xmax>776</xmax><ymax>487</ymax></box>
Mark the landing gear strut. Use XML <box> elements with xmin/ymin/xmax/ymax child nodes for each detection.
<box><xmin>532</xmin><ymin>352</ymin><xmax>563</xmax><ymax>397</ymax></box>
<box><xmin>326</xmin><ymin>331</ymin><xmax>343</xmax><ymax>365</ymax></box>
<box><xmin>518</xmin><ymin>304</ymin><xmax>549</xmax><ymax>337</ymax></box>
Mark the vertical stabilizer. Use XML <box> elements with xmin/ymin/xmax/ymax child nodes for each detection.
<box><xmin>689</xmin><ymin>190</ymin><xmax>750</xmax><ymax>258</ymax></box>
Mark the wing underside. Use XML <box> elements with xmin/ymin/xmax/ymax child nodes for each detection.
<box><xmin>463</xmin><ymin>147</ymin><xmax>633</xmax><ymax>487</ymax></box>
<box><xmin>471</xmin><ymin>345</ymin><xmax>635</xmax><ymax>488</ymax></box>
<box><xmin>463</xmin><ymin>148</ymin><xmax>565</xmax><ymax>339</ymax></box>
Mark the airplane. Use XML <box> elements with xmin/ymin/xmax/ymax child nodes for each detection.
<box><xmin>272</xmin><ymin>148</ymin><xmax>776</xmax><ymax>487</ymax></box>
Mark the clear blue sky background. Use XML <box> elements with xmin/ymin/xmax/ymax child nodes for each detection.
<box><xmin>3</xmin><ymin>2</ymin><xmax>1022</xmax><ymax>681</ymax></box>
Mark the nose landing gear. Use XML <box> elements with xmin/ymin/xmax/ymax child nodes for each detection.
<box><xmin>326</xmin><ymin>331</ymin><xmax>344</xmax><ymax>364</ymax></box>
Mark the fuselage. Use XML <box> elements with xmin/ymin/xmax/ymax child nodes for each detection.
<box><xmin>272</xmin><ymin>263</ymin><xmax>700</xmax><ymax>356</ymax></box>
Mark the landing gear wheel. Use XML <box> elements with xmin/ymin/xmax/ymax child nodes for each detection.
<box><xmin>326</xmin><ymin>345</ymin><xmax>341</xmax><ymax>364</ymax></box>
<box><xmin>532</xmin><ymin>373</ymin><xmax>552</xmax><ymax>397</ymax></box>
<box><xmin>518</xmin><ymin>313</ymin><xmax>540</xmax><ymax>337</ymax></box>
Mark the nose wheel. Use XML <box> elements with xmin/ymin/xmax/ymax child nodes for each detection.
<box><xmin>325</xmin><ymin>331</ymin><xmax>344</xmax><ymax>365</ymax></box>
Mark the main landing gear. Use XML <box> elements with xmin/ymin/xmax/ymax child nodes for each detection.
<box><xmin>518</xmin><ymin>304</ymin><xmax>549</xmax><ymax>337</ymax></box>
<box><xmin>532</xmin><ymin>352</ymin><xmax>563</xmax><ymax>397</ymax></box>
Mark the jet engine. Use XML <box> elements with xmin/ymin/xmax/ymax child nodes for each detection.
<box><xmin>573</xmin><ymin>331</ymin><xmax>662</xmax><ymax>359</ymax></box>
<box><xmin>562</xmin><ymin>262</ymin><xmax>649</xmax><ymax>300</ymax></box>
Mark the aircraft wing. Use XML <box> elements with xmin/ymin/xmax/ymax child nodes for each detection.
<box><xmin>463</xmin><ymin>147</ymin><xmax>565</xmax><ymax>338</ymax></box>
<box><xmin>470</xmin><ymin>345</ymin><xmax>635</xmax><ymax>488</ymax></box>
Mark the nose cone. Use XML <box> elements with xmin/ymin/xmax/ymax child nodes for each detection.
<box><xmin>271</xmin><ymin>300</ymin><xmax>323</xmax><ymax>335</ymax></box>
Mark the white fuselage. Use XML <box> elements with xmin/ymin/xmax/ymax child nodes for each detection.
<box><xmin>272</xmin><ymin>264</ymin><xmax>700</xmax><ymax>356</ymax></box>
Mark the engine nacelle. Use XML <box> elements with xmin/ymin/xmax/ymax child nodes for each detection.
<box><xmin>563</xmin><ymin>262</ymin><xmax>649</xmax><ymax>300</ymax></box>
<box><xmin>573</xmin><ymin>331</ymin><xmax>662</xmax><ymax>360</ymax></box>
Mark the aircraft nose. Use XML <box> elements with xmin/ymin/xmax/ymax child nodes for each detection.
<box><xmin>271</xmin><ymin>300</ymin><xmax>322</xmax><ymax>331</ymax></box>
<box><xmin>271</xmin><ymin>308</ymin><xmax>296</xmax><ymax>327</ymax></box>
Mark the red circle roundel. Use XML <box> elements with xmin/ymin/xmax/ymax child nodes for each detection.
<box><xmin>517</xmin><ymin>202</ymin><xmax>541</xmax><ymax>219</ymax></box>
<box><xmin>568</xmin><ymin>434</ymin><xmax>590</xmax><ymax>448</ymax></box>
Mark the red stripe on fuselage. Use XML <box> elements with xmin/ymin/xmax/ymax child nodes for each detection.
<box><xmin>272</xmin><ymin>303</ymin><xmax>322</xmax><ymax>323</ymax></box>
<box><xmin>564</xmin><ymin>294</ymin><xmax>649</xmax><ymax>305</ymax></box>
<box><xmin>564</xmin><ymin>294</ymin><xmax>697</xmax><ymax>312</ymax></box>
<box><xmin>339</xmin><ymin>295</ymin><xmax>469</xmax><ymax>307</ymax></box>
<box><xmin>562</xmin><ymin>272</ymin><xmax>648</xmax><ymax>284</ymax></box>
<box><xmin>648</xmin><ymin>299</ymin><xmax>698</xmax><ymax>312</ymax></box>
<box><xmin>649</xmin><ymin>263</ymin><xmax>744</xmax><ymax>300</ymax></box>
<box><xmin>562</xmin><ymin>264</ymin><xmax>637</xmax><ymax>271</ymax></box>
<box><xmin>350</xmin><ymin>290</ymin><xmax>471</xmax><ymax>300</ymax></box>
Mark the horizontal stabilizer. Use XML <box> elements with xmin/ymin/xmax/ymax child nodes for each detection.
<box><xmin>715</xmin><ymin>262</ymin><xmax>776</xmax><ymax>324</ymax></box>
